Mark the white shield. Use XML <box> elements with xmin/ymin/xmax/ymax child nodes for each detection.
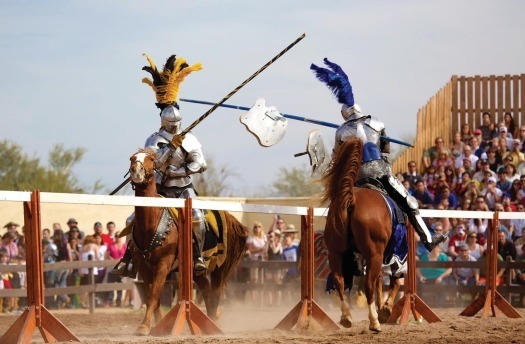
<box><xmin>239</xmin><ymin>98</ymin><xmax>288</xmax><ymax>147</ymax></box>
<box><xmin>305</xmin><ymin>130</ymin><xmax>327</xmax><ymax>175</ymax></box>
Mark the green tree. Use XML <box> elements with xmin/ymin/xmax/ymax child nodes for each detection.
<box><xmin>192</xmin><ymin>157</ymin><xmax>236</xmax><ymax>197</ymax></box>
<box><xmin>269</xmin><ymin>164</ymin><xmax>322</xmax><ymax>197</ymax></box>
<box><xmin>0</xmin><ymin>140</ymin><xmax>103</xmax><ymax>193</ymax></box>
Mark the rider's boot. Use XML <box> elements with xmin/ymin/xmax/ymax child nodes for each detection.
<box><xmin>381</xmin><ymin>174</ymin><xmax>447</xmax><ymax>252</ymax></box>
<box><xmin>112</xmin><ymin>242</ymin><xmax>137</xmax><ymax>278</ymax></box>
<box><xmin>192</xmin><ymin>209</ymin><xmax>208</xmax><ymax>275</ymax></box>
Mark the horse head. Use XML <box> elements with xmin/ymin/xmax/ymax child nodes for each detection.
<box><xmin>129</xmin><ymin>150</ymin><xmax>157</xmax><ymax>185</ymax></box>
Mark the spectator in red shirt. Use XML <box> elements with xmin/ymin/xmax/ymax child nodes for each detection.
<box><xmin>448</xmin><ymin>224</ymin><xmax>467</xmax><ymax>259</ymax></box>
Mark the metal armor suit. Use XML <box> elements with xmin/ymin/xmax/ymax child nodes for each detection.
<box><xmin>146</xmin><ymin>105</ymin><xmax>208</xmax><ymax>272</ymax></box>
<box><xmin>334</xmin><ymin>107</ymin><xmax>439</xmax><ymax>251</ymax></box>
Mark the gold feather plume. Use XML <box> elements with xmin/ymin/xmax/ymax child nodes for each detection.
<box><xmin>141</xmin><ymin>53</ymin><xmax>202</xmax><ymax>105</ymax></box>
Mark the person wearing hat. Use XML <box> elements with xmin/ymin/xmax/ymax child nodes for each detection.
<box><xmin>497</xmin><ymin>125</ymin><xmax>513</xmax><ymax>150</ymax></box>
<box><xmin>65</xmin><ymin>219</ymin><xmax>85</xmax><ymax>240</ymax></box>
<box><xmin>310</xmin><ymin>58</ymin><xmax>446</xmax><ymax>252</ymax></box>
<box><xmin>472</xmin><ymin>153</ymin><xmax>497</xmax><ymax>182</ymax></box>
<box><xmin>481</xmin><ymin>176</ymin><xmax>502</xmax><ymax>210</ymax></box>
<box><xmin>506</xmin><ymin>139</ymin><xmax>525</xmax><ymax>169</ymax></box>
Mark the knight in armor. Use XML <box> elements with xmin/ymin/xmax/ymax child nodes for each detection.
<box><xmin>113</xmin><ymin>53</ymin><xmax>208</xmax><ymax>276</ymax></box>
<box><xmin>310</xmin><ymin>58</ymin><xmax>446</xmax><ymax>253</ymax></box>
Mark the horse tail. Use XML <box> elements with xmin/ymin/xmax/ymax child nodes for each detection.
<box><xmin>217</xmin><ymin>212</ymin><xmax>249</xmax><ymax>289</ymax></box>
<box><xmin>320</xmin><ymin>137</ymin><xmax>363</xmax><ymax>252</ymax></box>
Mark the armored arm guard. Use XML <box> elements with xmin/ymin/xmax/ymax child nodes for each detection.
<box><xmin>380</xmin><ymin>128</ymin><xmax>390</xmax><ymax>154</ymax></box>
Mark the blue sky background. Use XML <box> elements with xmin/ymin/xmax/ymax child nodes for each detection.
<box><xmin>1</xmin><ymin>1</ymin><xmax>524</xmax><ymax>195</ymax></box>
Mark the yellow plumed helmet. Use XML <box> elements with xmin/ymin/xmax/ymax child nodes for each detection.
<box><xmin>141</xmin><ymin>53</ymin><xmax>203</xmax><ymax>109</ymax></box>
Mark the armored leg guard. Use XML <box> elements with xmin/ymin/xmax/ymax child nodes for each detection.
<box><xmin>381</xmin><ymin>174</ymin><xmax>447</xmax><ymax>252</ymax></box>
<box><xmin>111</xmin><ymin>242</ymin><xmax>137</xmax><ymax>279</ymax></box>
<box><xmin>192</xmin><ymin>209</ymin><xmax>207</xmax><ymax>274</ymax></box>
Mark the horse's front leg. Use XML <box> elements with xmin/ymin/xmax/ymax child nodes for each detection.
<box><xmin>136</xmin><ymin>258</ymin><xmax>170</xmax><ymax>336</ymax></box>
<box><xmin>194</xmin><ymin>273</ymin><xmax>212</xmax><ymax>316</ymax></box>
<box><xmin>365</xmin><ymin>255</ymin><xmax>382</xmax><ymax>332</ymax></box>
<box><xmin>328</xmin><ymin>251</ymin><xmax>351</xmax><ymax>328</ymax></box>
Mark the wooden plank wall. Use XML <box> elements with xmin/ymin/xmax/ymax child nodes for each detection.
<box><xmin>392</xmin><ymin>74</ymin><xmax>525</xmax><ymax>175</ymax></box>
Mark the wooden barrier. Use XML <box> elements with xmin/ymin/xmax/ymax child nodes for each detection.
<box><xmin>461</xmin><ymin>212</ymin><xmax>522</xmax><ymax>318</ymax></box>
<box><xmin>150</xmin><ymin>198</ymin><xmax>222</xmax><ymax>336</ymax></box>
<box><xmin>387</xmin><ymin>222</ymin><xmax>441</xmax><ymax>324</ymax></box>
<box><xmin>0</xmin><ymin>190</ymin><xmax>79</xmax><ymax>344</ymax></box>
<box><xmin>274</xmin><ymin>207</ymin><xmax>338</xmax><ymax>331</ymax></box>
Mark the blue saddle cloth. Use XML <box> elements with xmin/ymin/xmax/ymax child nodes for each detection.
<box><xmin>380</xmin><ymin>194</ymin><xmax>408</xmax><ymax>277</ymax></box>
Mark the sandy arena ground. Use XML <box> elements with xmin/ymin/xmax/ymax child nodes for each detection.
<box><xmin>1</xmin><ymin>294</ymin><xmax>524</xmax><ymax>344</ymax></box>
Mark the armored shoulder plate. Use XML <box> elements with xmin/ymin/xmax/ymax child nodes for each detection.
<box><xmin>181</xmin><ymin>133</ymin><xmax>202</xmax><ymax>153</ymax></box>
<box><xmin>145</xmin><ymin>132</ymin><xmax>169</xmax><ymax>150</ymax></box>
<box><xmin>366</xmin><ymin>117</ymin><xmax>385</xmax><ymax>132</ymax></box>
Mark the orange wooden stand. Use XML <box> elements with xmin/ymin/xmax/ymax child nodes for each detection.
<box><xmin>0</xmin><ymin>190</ymin><xmax>79</xmax><ymax>344</ymax></box>
<box><xmin>275</xmin><ymin>207</ymin><xmax>339</xmax><ymax>331</ymax></box>
<box><xmin>150</xmin><ymin>198</ymin><xmax>222</xmax><ymax>336</ymax></box>
<box><xmin>388</xmin><ymin>223</ymin><xmax>441</xmax><ymax>325</ymax></box>
<box><xmin>460</xmin><ymin>212</ymin><xmax>522</xmax><ymax>318</ymax></box>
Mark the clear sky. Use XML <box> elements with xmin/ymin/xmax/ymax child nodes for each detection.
<box><xmin>1</xmin><ymin>1</ymin><xmax>524</xmax><ymax>196</ymax></box>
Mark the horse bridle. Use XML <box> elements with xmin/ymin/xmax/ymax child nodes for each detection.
<box><xmin>130</xmin><ymin>152</ymin><xmax>159</xmax><ymax>189</ymax></box>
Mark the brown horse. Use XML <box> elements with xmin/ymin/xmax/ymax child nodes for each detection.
<box><xmin>128</xmin><ymin>150</ymin><xmax>248</xmax><ymax>335</ymax></box>
<box><xmin>320</xmin><ymin>137</ymin><xmax>403</xmax><ymax>332</ymax></box>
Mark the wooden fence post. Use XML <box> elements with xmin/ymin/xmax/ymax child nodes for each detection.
<box><xmin>274</xmin><ymin>207</ymin><xmax>339</xmax><ymax>331</ymax></box>
<box><xmin>0</xmin><ymin>190</ymin><xmax>79</xmax><ymax>344</ymax></box>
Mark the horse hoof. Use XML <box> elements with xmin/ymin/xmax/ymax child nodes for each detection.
<box><xmin>340</xmin><ymin>316</ymin><xmax>352</xmax><ymax>328</ymax></box>
<box><xmin>369</xmin><ymin>325</ymin><xmax>382</xmax><ymax>333</ymax></box>
<box><xmin>135</xmin><ymin>325</ymin><xmax>150</xmax><ymax>336</ymax></box>
<box><xmin>378</xmin><ymin>306</ymin><xmax>392</xmax><ymax>323</ymax></box>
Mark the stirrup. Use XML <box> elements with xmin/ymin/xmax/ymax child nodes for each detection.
<box><xmin>194</xmin><ymin>257</ymin><xmax>207</xmax><ymax>274</ymax></box>
<box><xmin>423</xmin><ymin>233</ymin><xmax>448</xmax><ymax>252</ymax></box>
<box><xmin>111</xmin><ymin>260</ymin><xmax>126</xmax><ymax>276</ymax></box>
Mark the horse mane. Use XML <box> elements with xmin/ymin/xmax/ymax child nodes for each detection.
<box><xmin>217</xmin><ymin>212</ymin><xmax>249</xmax><ymax>289</ymax></box>
<box><xmin>137</xmin><ymin>148</ymin><xmax>157</xmax><ymax>160</ymax></box>
<box><xmin>319</xmin><ymin>137</ymin><xmax>363</xmax><ymax>244</ymax></box>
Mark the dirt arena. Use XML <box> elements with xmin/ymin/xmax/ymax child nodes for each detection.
<box><xmin>1</xmin><ymin>299</ymin><xmax>524</xmax><ymax>344</ymax></box>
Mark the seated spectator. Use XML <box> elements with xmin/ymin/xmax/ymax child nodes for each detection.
<box><xmin>413</xmin><ymin>180</ymin><xmax>435</xmax><ymax>209</ymax></box>
<box><xmin>504</xmin><ymin>112</ymin><xmax>519</xmax><ymax>138</ymax></box>
<box><xmin>506</xmin><ymin>162</ymin><xmax>520</xmax><ymax>182</ymax></box>
<box><xmin>519</xmin><ymin>126</ymin><xmax>525</xmax><ymax>154</ymax></box>
<box><xmin>402</xmin><ymin>161</ymin><xmax>422</xmax><ymax>192</ymax></box>
<box><xmin>478</xmin><ymin>112</ymin><xmax>497</xmax><ymax>143</ymax></box>
<box><xmin>510</xmin><ymin>203</ymin><xmax>525</xmax><ymax>241</ymax></box>
<box><xmin>481</xmin><ymin>176</ymin><xmax>502</xmax><ymax>210</ymax></box>
<box><xmin>423</xmin><ymin>137</ymin><xmax>450</xmax><ymax>172</ymax></box>
<box><xmin>463</xmin><ymin>181</ymin><xmax>481</xmax><ymax>206</ymax></box>
<box><xmin>432</xmin><ymin>149</ymin><xmax>454</xmax><ymax>170</ymax></box>
<box><xmin>448</xmin><ymin>225</ymin><xmax>467</xmax><ymax>258</ymax></box>
<box><xmin>450</xmin><ymin>132</ymin><xmax>464</xmax><ymax>160</ymax></box>
<box><xmin>452</xmin><ymin>244</ymin><xmax>479</xmax><ymax>286</ymax></box>
<box><xmin>473</xmin><ymin>158</ymin><xmax>497</xmax><ymax>183</ymax></box>
<box><xmin>501</xmin><ymin>194</ymin><xmax>516</xmax><ymax>212</ymax></box>
<box><xmin>459</xmin><ymin>157</ymin><xmax>475</xmax><ymax>178</ymax></box>
<box><xmin>434</xmin><ymin>223</ymin><xmax>450</xmax><ymax>255</ymax></box>
<box><xmin>498</xmin><ymin>229</ymin><xmax>517</xmax><ymax>261</ymax></box>
<box><xmin>470</xmin><ymin>135</ymin><xmax>485</xmax><ymax>159</ymax></box>
<box><xmin>422</xmin><ymin>165</ymin><xmax>439</xmax><ymax>195</ymax></box>
<box><xmin>516</xmin><ymin>160</ymin><xmax>525</xmax><ymax>177</ymax></box>
<box><xmin>465</xmin><ymin>231</ymin><xmax>484</xmax><ymax>260</ymax></box>
<box><xmin>455</xmin><ymin>172</ymin><xmax>472</xmax><ymax>201</ymax></box>
<box><xmin>498</xmin><ymin>126</ymin><xmax>513</xmax><ymax>150</ymax></box>
<box><xmin>508</xmin><ymin>179</ymin><xmax>525</xmax><ymax>205</ymax></box>
<box><xmin>487</xmin><ymin>147</ymin><xmax>502</xmax><ymax>172</ymax></box>
<box><xmin>454</xmin><ymin>145</ymin><xmax>478</xmax><ymax>171</ymax></box>
<box><xmin>1</xmin><ymin>232</ymin><xmax>18</xmax><ymax>263</ymax></box>
<box><xmin>417</xmin><ymin>246</ymin><xmax>452</xmax><ymax>306</ymax></box>
<box><xmin>514</xmin><ymin>244</ymin><xmax>525</xmax><ymax>285</ymax></box>
<box><xmin>459</xmin><ymin>198</ymin><xmax>472</xmax><ymax>211</ymax></box>
<box><xmin>506</xmin><ymin>139</ymin><xmax>525</xmax><ymax>168</ymax></box>
<box><xmin>467</xmin><ymin>218</ymin><xmax>488</xmax><ymax>246</ymax></box>
<box><xmin>444</xmin><ymin>166</ymin><xmax>457</xmax><ymax>191</ymax></box>
<box><xmin>434</xmin><ymin>186</ymin><xmax>458</xmax><ymax>209</ymax></box>
<box><xmin>460</xmin><ymin>123</ymin><xmax>473</xmax><ymax>143</ymax></box>
<box><xmin>496</xmin><ymin>166</ymin><xmax>512</xmax><ymax>193</ymax></box>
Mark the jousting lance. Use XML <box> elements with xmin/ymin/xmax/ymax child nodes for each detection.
<box><xmin>180</xmin><ymin>98</ymin><xmax>415</xmax><ymax>148</ymax></box>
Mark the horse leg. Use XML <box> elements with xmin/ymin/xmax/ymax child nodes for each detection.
<box><xmin>136</xmin><ymin>259</ymin><xmax>170</xmax><ymax>336</ymax></box>
<box><xmin>328</xmin><ymin>251</ymin><xmax>351</xmax><ymax>328</ymax></box>
<box><xmin>365</xmin><ymin>254</ymin><xmax>383</xmax><ymax>332</ymax></box>
<box><xmin>208</xmin><ymin>269</ymin><xmax>223</xmax><ymax>320</ymax></box>
<box><xmin>379</xmin><ymin>275</ymin><xmax>401</xmax><ymax>323</ymax></box>
<box><xmin>194</xmin><ymin>274</ymin><xmax>212</xmax><ymax>315</ymax></box>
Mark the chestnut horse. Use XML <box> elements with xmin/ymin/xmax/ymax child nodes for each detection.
<box><xmin>128</xmin><ymin>150</ymin><xmax>248</xmax><ymax>335</ymax></box>
<box><xmin>320</xmin><ymin>137</ymin><xmax>403</xmax><ymax>332</ymax></box>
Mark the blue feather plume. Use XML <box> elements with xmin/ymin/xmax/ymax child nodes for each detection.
<box><xmin>310</xmin><ymin>58</ymin><xmax>354</xmax><ymax>107</ymax></box>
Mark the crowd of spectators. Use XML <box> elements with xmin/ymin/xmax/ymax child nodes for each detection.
<box><xmin>402</xmin><ymin>112</ymin><xmax>525</xmax><ymax>301</ymax></box>
<box><xmin>0</xmin><ymin>218</ymin><xmax>130</xmax><ymax>313</ymax></box>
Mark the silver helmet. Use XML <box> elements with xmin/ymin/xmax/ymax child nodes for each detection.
<box><xmin>160</xmin><ymin>105</ymin><xmax>182</xmax><ymax>134</ymax></box>
<box><xmin>341</xmin><ymin>103</ymin><xmax>363</xmax><ymax>121</ymax></box>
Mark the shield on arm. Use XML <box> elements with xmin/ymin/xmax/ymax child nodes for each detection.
<box><xmin>239</xmin><ymin>98</ymin><xmax>288</xmax><ymax>147</ymax></box>
<box><xmin>295</xmin><ymin>130</ymin><xmax>327</xmax><ymax>175</ymax></box>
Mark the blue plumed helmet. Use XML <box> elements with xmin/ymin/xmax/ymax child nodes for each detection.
<box><xmin>362</xmin><ymin>142</ymin><xmax>382</xmax><ymax>163</ymax></box>
<box><xmin>310</xmin><ymin>58</ymin><xmax>363</xmax><ymax>120</ymax></box>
